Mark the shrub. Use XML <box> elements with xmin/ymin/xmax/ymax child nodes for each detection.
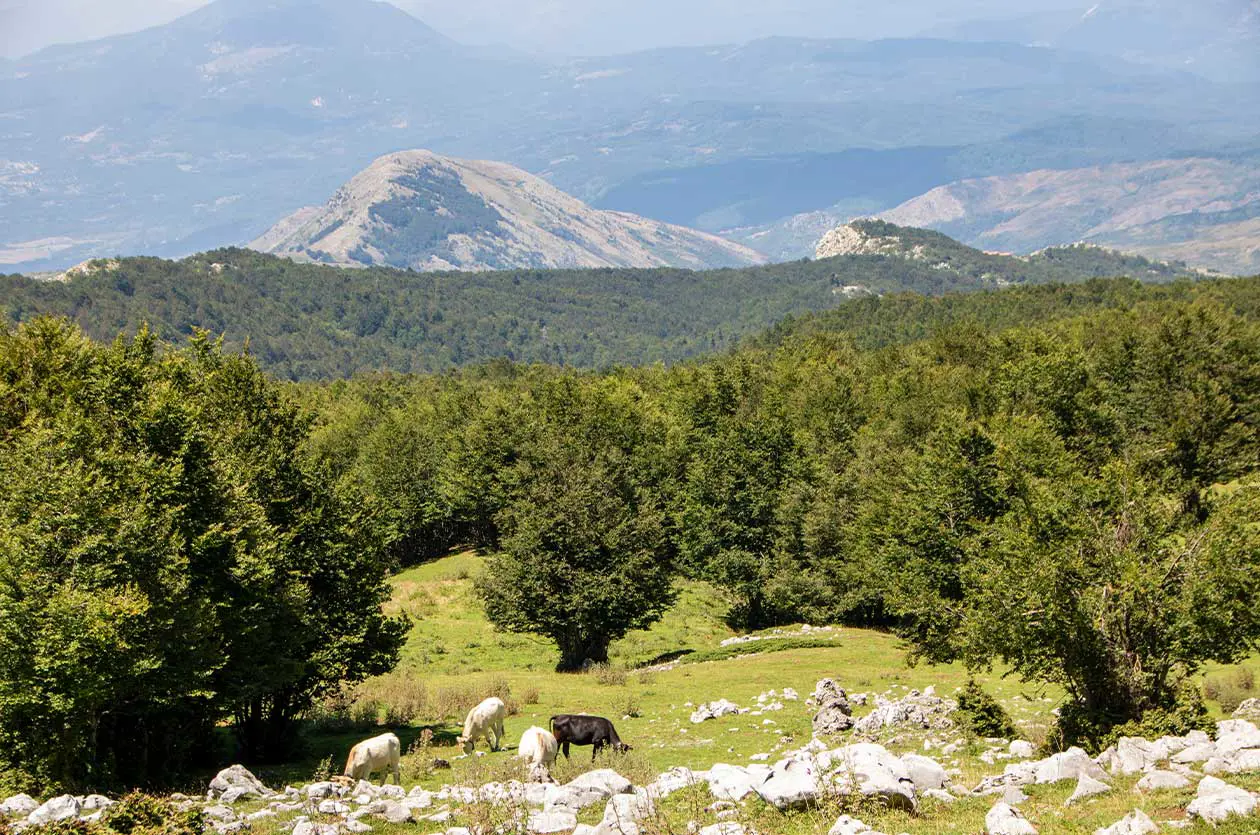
<box><xmin>955</xmin><ymin>680</ymin><xmax>1016</xmax><ymax>739</ymax></box>
<box><xmin>101</xmin><ymin>792</ymin><xmax>203</xmax><ymax>835</ymax></box>
<box><xmin>1101</xmin><ymin>684</ymin><xmax>1214</xmax><ymax>750</ymax></box>
<box><xmin>591</xmin><ymin>664</ymin><xmax>628</xmax><ymax>686</ymax></box>
<box><xmin>431</xmin><ymin>677</ymin><xmax>512</xmax><ymax>720</ymax></box>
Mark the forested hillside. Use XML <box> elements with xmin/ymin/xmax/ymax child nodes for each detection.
<box><xmin>2</xmin><ymin>272</ymin><xmax>1259</xmax><ymax>792</ymax></box>
<box><xmin>0</xmin><ymin>226</ymin><xmax>1190</xmax><ymax>379</ymax></box>
<box><xmin>296</xmin><ymin>272</ymin><xmax>1260</xmax><ymax>744</ymax></box>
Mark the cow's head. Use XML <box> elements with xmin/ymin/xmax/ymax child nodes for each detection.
<box><xmin>614</xmin><ymin>742</ymin><xmax>633</xmax><ymax>754</ymax></box>
<box><xmin>457</xmin><ymin>735</ymin><xmax>473</xmax><ymax>755</ymax></box>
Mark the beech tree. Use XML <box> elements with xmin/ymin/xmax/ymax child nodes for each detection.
<box><xmin>476</xmin><ymin>376</ymin><xmax>678</xmax><ymax>671</ymax></box>
<box><xmin>0</xmin><ymin>320</ymin><xmax>405</xmax><ymax>790</ymax></box>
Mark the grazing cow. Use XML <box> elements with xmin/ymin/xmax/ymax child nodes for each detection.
<box><xmin>516</xmin><ymin>725</ymin><xmax>559</xmax><ymax>782</ymax></box>
<box><xmin>344</xmin><ymin>732</ymin><xmax>402</xmax><ymax>784</ymax></box>
<box><xmin>549</xmin><ymin>714</ymin><xmax>631</xmax><ymax>761</ymax></box>
<box><xmin>458</xmin><ymin>696</ymin><xmax>507</xmax><ymax>754</ymax></box>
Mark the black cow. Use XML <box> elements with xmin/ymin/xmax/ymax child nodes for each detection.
<box><xmin>549</xmin><ymin>714</ymin><xmax>631</xmax><ymax>761</ymax></box>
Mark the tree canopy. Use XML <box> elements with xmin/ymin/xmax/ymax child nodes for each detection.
<box><xmin>0</xmin><ymin>319</ymin><xmax>406</xmax><ymax>791</ymax></box>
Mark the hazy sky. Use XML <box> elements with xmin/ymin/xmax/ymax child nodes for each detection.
<box><xmin>0</xmin><ymin>0</ymin><xmax>1089</xmax><ymax>58</ymax></box>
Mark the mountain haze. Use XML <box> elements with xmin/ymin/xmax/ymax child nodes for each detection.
<box><xmin>2</xmin><ymin>0</ymin><xmax>1256</xmax><ymax>271</ymax></box>
<box><xmin>251</xmin><ymin>150</ymin><xmax>766</xmax><ymax>271</ymax></box>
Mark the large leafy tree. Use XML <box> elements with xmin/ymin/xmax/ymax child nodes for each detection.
<box><xmin>477</xmin><ymin>376</ymin><xmax>679</xmax><ymax>671</ymax></box>
<box><xmin>0</xmin><ymin>320</ymin><xmax>405</xmax><ymax>790</ymax></box>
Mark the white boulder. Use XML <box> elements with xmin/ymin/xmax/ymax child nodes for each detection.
<box><xmin>1186</xmin><ymin>775</ymin><xmax>1257</xmax><ymax>824</ymax></box>
<box><xmin>1066</xmin><ymin>773</ymin><xmax>1111</xmax><ymax>805</ymax></box>
<box><xmin>209</xmin><ymin>765</ymin><xmax>269</xmax><ymax>799</ymax></box>
<box><xmin>28</xmin><ymin>795</ymin><xmax>82</xmax><ymax>826</ymax></box>
<box><xmin>985</xmin><ymin>802</ymin><xmax>1038</xmax><ymax>835</ymax></box>
<box><xmin>1093</xmin><ymin>809</ymin><xmax>1159</xmax><ymax>835</ymax></box>
<box><xmin>1135</xmin><ymin>770</ymin><xmax>1190</xmax><ymax>792</ymax></box>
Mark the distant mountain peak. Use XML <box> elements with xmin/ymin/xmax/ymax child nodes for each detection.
<box><xmin>252</xmin><ymin>150</ymin><xmax>767</xmax><ymax>272</ymax></box>
<box><xmin>168</xmin><ymin>0</ymin><xmax>455</xmax><ymax>50</ymax></box>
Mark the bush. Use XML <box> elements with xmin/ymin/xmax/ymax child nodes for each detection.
<box><xmin>1204</xmin><ymin>668</ymin><xmax>1257</xmax><ymax>714</ymax></box>
<box><xmin>431</xmin><ymin>677</ymin><xmax>512</xmax><ymax>720</ymax></box>
<box><xmin>101</xmin><ymin>793</ymin><xmax>203</xmax><ymax>835</ymax></box>
<box><xmin>590</xmin><ymin>664</ymin><xmax>628</xmax><ymax>686</ymax></box>
<box><xmin>1101</xmin><ymin>684</ymin><xmax>1214</xmax><ymax>750</ymax></box>
<box><xmin>955</xmin><ymin>680</ymin><xmax>1016</xmax><ymax>739</ymax></box>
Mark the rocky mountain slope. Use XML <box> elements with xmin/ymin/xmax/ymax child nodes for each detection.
<box><xmin>250</xmin><ymin>150</ymin><xmax>765</xmax><ymax>271</ymax></box>
<box><xmin>875</xmin><ymin>157</ymin><xmax>1260</xmax><ymax>275</ymax></box>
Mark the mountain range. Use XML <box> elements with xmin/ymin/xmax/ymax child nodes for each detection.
<box><xmin>2</xmin><ymin>0</ymin><xmax>1258</xmax><ymax>273</ymax></box>
<box><xmin>251</xmin><ymin>150</ymin><xmax>764</xmax><ymax>270</ymax></box>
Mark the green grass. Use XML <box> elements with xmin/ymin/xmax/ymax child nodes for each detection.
<box><xmin>256</xmin><ymin>551</ymin><xmax>1260</xmax><ymax>835</ymax></box>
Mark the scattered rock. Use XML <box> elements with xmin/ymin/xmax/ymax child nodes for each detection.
<box><xmin>647</xmin><ymin>767</ymin><xmax>697</xmax><ymax>799</ymax></box>
<box><xmin>691</xmin><ymin>700</ymin><xmax>744</xmax><ymax>724</ymax></box>
<box><xmin>0</xmin><ymin>795</ymin><xmax>39</xmax><ymax>818</ymax></box>
<box><xmin>1186</xmin><ymin>775</ymin><xmax>1257</xmax><ymax>824</ymax></box>
<box><xmin>293</xmin><ymin>822</ymin><xmax>340</xmax><ymax>835</ymax></box>
<box><xmin>209</xmin><ymin>765</ymin><xmax>269</xmax><ymax>800</ymax></box>
<box><xmin>201</xmin><ymin>805</ymin><xmax>236</xmax><ymax>822</ymax></box>
<box><xmin>756</xmin><ymin>758</ymin><xmax>822</xmax><ymax>810</ymax></box>
<box><xmin>697</xmin><ymin>825</ymin><xmax>745</xmax><ymax>835</ymax></box>
<box><xmin>1008</xmin><ymin>741</ymin><xmax>1036</xmax><ymax>760</ymax></box>
<box><xmin>853</xmin><ymin>690</ymin><xmax>956</xmax><ymax>734</ymax></box>
<box><xmin>1135</xmin><ymin>770</ymin><xmax>1190</xmax><ymax>792</ymax></box>
<box><xmin>28</xmin><ymin>796</ymin><xmax>83</xmax><ymax>826</ymax></box>
<box><xmin>597</xmin><ymin>792</ymin><xmax>654</xmax><ymax>835</ymax></box>
<box><xmin>985</xmin><ymin>802</ymin><xmax>1038</xmax><ymax>835</ymax></box>
<box><xmin>1066</xmin><ymin>773</ymin><xmax>1111</xmax><ymax>805</ymax></box>
<box><xmin>1233</xmin><ymin>698</ymin><xmax>1260</xmax><ymax>720</ymax></box>
<box><xmin>528</xmin><ymin>809</ymin><xmax>578</xmax><ymax>834</ymax></box>
<box><xmin>1094</xmin><ymin>809</ymin><xmax>1159</xmax><ymax>835</ymax></box>
<box><xmin>705</xmin><ymin>764</ymin><xmax>760</xmax><ymax>801</ymax></box>
<box><xmin>828</xmin><ymin>815</ymin><xmax>872</xmax><ymax>835</ymax></box>
<box><xmin>1001</xmin><ymin>786</ymin><xmax>1030</xmax><ymax>806</ymax></box>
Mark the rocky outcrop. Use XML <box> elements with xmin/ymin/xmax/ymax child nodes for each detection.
<box><xmin>252</xmin><ymin>150</ymin><xmax>765</xmax><ymax>272</ymax></box>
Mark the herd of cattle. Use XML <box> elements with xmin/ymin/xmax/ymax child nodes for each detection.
<box><xmin>342</xmin><ymin>697</ymin><xmax>631</xmax><ymax>785</ymax></box>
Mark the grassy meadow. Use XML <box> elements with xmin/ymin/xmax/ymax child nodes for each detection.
<box><xmin>250</xmin><ymin>551</ymin><xmax>1260</xmax><ymax>835</ymax></box>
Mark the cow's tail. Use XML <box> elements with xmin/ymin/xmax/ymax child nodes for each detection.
<box><xmin>548</xmin><ymin>715</ymin><xmax>556</xmax><ymax>735</ymax></box>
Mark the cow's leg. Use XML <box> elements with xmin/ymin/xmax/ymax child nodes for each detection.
<box><xmin>561</xmin><ymin>741</ymin><xmax>570</xmax><ymax>760</ymax></box>
<box><xmin>592</xmin><ymin>740</ymin><xmax>603</xmax><ymax>762</ymax></box>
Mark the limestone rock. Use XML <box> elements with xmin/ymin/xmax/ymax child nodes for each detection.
<box><xmin>209</xmin><ymin>765</ymin><xmax>269</xmax><ymax>799</ymax></box>
<box><xmin>1186</xmin><ymin>775</ymin><xmax>1257</xmax><ymax>824</ymax></box>
<box><xmin>1094</xmin><ymin>809</ymin><xmax>1159</xmax><ymax>835</ymax></box>
<box><xmin>1066</xmin><ymin>773</ymin><xmax>1111</xmax><ymax>805</ymax></box>
<box><xmin>828</xmin><ymin>815</ymin><xmax>872</xmax><ymax>835</ymax></box>
<box><xmin>705</xmin><ymin>764</ymin><xmax>759</xmax><ymax>801</ymax></box>
<box><xmin>28</xmin><ymin>796</ymin><xmax>83</xmax><ymax>826</ymax></box>
<box><xmin>1008</xmin><ymin>741</ymin><xmax>1036</xmax><ymax>759</ymax></box>
<box><xmin>754</xmin><ymin>759</ymin><xmax>821</xmax><ymax>810</ymax></box>
<box><xmin>0</xmin><ymin>795</ymin><xmax>38</xmax><ymax>818</ymax></box>
<box><xmin>691</xmin><ymin>700</ymin><xmax>744</xmax><ymax>724</ymax></box>
<box><xmin>985</xmin><ymin>802</ymin><xmax>1038</xmax><ymax>835</ymax></box>
<box><xmin>1135</xmin><ymin>770</ymin><xmax>1190</xmax><ymax>792</ymax></box>
<box><xmin>529</xmin><ymin>809</ymin><xmax>578</xmax><ymax>834</ymax></box>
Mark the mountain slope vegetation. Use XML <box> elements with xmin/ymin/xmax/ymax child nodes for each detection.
<box><xmin>1</xmin><ymin>224</ymin><xmax>1191</xmax><ymax>379</ymax></box>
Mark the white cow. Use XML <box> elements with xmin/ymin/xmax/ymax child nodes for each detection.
<box><xmin>516</xmin><ymin>725</ymin><xmax>559</xmax><ymax>782</ymax></box>
<box><xmin>458</xmin><ymin>696</ymin><xmax>507</xmax><ymax>754</ymax></box>
<box><xmin>343</xmin><ymin>732</ymin><xmax>402</xmax><ymax>784</ymax></box>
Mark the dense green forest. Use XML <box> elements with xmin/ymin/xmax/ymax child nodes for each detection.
<box><xmin>3</xmin><ymin>271</ymin><xmax>1259</xmax><ymax>792</ymax></box>
<box><xmin>0</xmin><ymin>223</ymin><xmax>1188</xmax><ymax>379</ymax></box>
<box><xmin>296</xmin><ymin>272</ymin><xmax>1260</xmax><ymax>744</ymax></box>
